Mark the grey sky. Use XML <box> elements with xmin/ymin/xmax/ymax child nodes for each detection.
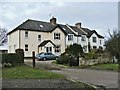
<box><xmin>0</xmin><ymin>1</ymin><xmax>118</xmax><ymax>38</ymax></box>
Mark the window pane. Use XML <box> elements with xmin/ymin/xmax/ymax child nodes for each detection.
<box><xmin>81</xmin><ymin>36</ymin><xmax>86</xmax><ymax>41</ymax></box>
<box><xmin>68</xmin><ymin>35</ymin><xmax>73</xmax><ymax>41</ymax></box>
<box><xmin>54</xmin><ymin>33</ymin><xmax>60</xmax><ymax>40</ymax></box>
<box><xmin>38</xmin><ymin>35</ymin><xmax>41</xmax><ymax>41</ymax></box>
<box><xmin>93</xmin><ymin>37</ymin><xmax>96</xmax><ymax>42</ymax></box>
<box><xmin>25</xmin><ymin>31</ymin><xmax>28</xmax><ymax>38</ymax></box>
<box><xmin>25</xmin><ymin>44</ymin><xmax>28</xmax><ymax>51</ymax></box>
<box><xmin>55</xmin><ymin>45</ymin><xmax>61</xmax><ymax>53</ymax></box>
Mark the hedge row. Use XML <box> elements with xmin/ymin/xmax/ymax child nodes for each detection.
<box><xmin>1</xmin><ymin>49</ymin><xmax>24</xmax><ymax>65</ymax></box>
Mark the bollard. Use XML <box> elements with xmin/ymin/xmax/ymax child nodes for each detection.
<box><xmin>32</xmin><ymin>51</ymin><xmax>35</xmax><ymax>68</ymax></box>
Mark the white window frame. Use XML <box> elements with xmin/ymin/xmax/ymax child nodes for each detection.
<box><xmin>81</xmin><ymin>35</ymin><xmax>86</xmax><ymax>41</ymax></box>
<box><xmin>100</xmin><ymin>40</ymin><xmax>101</xmax><ymax>45</ymax></box>
<box><xmin>25</xmin><ymin>44</ymin><xmax>28</xmax><ymax>51</ymax></box>
<box><xmin>54</xmin><ymin>33</ymin><xmax>60</xmax><ymax>40</ymax></box>
<box><xmin>92</xmin><ymin>37</ymin><xmax>97</xmax><ymax>43</ymax></box>
<box><xmin>55</xmin><ymin>45</ymin><xmax>61</xmax><ymax>53</ymax></box>
<box><xmin>38</xmin><ymin>35</ymin><xmax>41</xmax><ymax>41</ymax></box>
<box><xmin>25</xmin><ymin>31</ymin><xmax>28</xmax><ymax>38</ymax></box>
<box><xmin>83</xmin><ymin>46</ymin><xmax>87</xmax><ymax>52</ymax></box>
<box><xmin>68</xmin><ymin>34</ymin><xmax>73</xmax><ymax>41</ymax></box>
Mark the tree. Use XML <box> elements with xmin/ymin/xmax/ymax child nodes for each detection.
<box><xmin>105</xmin><ymin>29</ymin><xmax>119</xmax><ymax>62</ymax></box>
<box><xmin>0</xmin><ymin>27</ymin><xmax>8</xmax><ymax>46</ymax></box>
<box><xmin>65</xmin><ymin>44</ymin><xmax>83</xmax><ymax>56</ymax></box>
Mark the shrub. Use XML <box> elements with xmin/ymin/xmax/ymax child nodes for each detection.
<box><xmin>84</xmin><ymin>50</ymin><xmax>98</xmax><ymax>60</ymax></box>
<box><xmin>56</xmin><ymin>53</ymin><xmax>69</xmax><ymax>64</ymax></box>
<box><xmin>1</xmin><ymin>49</ymin><xmax>24</xmax><ymax>66</ymax></box>
<box><xmin>68</xmin><ymin>55</ymin><xmax>79</xmax><ymax>66</ymax></box>
<box><xmin>65</xmin><ymin>44</ymin><xmax>83</xmax><ymax>56</ymax></box>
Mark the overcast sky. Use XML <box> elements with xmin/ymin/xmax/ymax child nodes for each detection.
<box><xmin>0</xmin><ymin>0</ymin><xmax>118</xmax><ymax>38</ymax></box>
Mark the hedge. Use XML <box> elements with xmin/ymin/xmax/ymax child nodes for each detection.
<box><xmin>1</xmin><ymin>49</ymin><xmax>24</xmax><ymax>65</ymax></box>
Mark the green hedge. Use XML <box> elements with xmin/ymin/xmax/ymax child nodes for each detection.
<box><xmin>1</xmin><ymin>52</ymin><xmax>24</xmax><ymax>65</ymax></box>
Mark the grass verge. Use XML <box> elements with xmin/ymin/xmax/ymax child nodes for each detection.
<box><xmin>2</xmin><ymin>65</ymin><xmax>65</xmax><ymax>79</ymax></box>
<box><xmin>88</xmin><ymin>63</ymin><xmax>118</xmax><ymax>71</ymax></box>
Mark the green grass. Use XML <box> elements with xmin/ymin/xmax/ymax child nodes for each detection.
<box><xmin>89</xmin><ymin>63</ymin><xmax>119</xmax><ymax>71</ymax></box>
<box><xmin>2</xmin><ymin>65</ymin><xmax>65</xmax><ymax>79</ymax></box>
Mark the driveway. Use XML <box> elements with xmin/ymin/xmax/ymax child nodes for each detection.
<box><xmin>25</xmin><ymin>59</ymin><xmax>118</xmax><ymax>89</ymax></box>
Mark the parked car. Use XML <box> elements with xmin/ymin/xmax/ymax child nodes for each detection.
<box><xmin>36</xmin><ymin>52</ymin><xmax>59</xmax><ymax>60</ymax></box>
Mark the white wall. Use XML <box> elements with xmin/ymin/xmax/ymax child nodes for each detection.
<box><xmin>8</xmin><ymin>30</ymin><xmax>19</xmax><ymax>53</ymax></box>
<box><xmin>19</xmin><ymin>27</ymin><xmax>66</xmax><ymax>57</ymax></box>
<box><xmin>89</xmin><ymin>33</ymin><xmax>104</xmax><ymax>49</ymax></box>
<box><xmin>78</xmin><ymin>35</ymin><xmax>89</xmax><ymax>53</ymax></box>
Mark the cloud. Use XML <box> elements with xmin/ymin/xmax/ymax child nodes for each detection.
<box><xmin>0</xmin><ymin>2</ymin><xmax>118</xmax><ymax>36</ymax></box>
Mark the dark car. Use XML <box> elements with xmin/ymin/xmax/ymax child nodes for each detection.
<box><xmin>36</xmin><ymin>52</ymin><xmax>58</xmax><ymax>60</ymax></box>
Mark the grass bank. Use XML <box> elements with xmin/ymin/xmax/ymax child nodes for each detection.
<box><xmin>2</xmin><ymin>65</ymin><xmax>65</xmax><ymax>79</ymax></box>
<box><xmin>88</xmin><ymin>63</ymin><xmax>119</xmax><ymax>71</ymax></box>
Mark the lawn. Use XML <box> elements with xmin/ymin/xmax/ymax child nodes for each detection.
<box><xmin>89</xmin><ymin>63</ymin><xmax>119</xmax><ymax>71</ymax></box>
<box><xmin>2</xmin><ymin>65</ymin><xmax>65</xmax><ymax>79</ymax></box>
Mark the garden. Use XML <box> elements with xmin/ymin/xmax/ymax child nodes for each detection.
<box><xmin>55</xmin><ymin>44</ymin><xmax>119</xmax><ymax>72</ymax></box>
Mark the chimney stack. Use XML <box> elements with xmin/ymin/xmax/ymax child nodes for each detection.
<box><xmin>50</xmin><ymin>16</ymin><xmax>57</xmax><ymax>25</ymax></box>
<box><xmin>75</xmin><ymin>22</ymin><xmax>81</xmax><ymax>28</ymax></box>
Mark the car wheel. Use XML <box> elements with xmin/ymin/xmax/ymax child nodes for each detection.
<box><xmin>43</xmin><ymin>57</ymin><xmax>46</xmax><ymax>61</ymax></box>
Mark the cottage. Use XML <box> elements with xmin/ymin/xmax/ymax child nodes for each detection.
<box><xmin>7</xmin><ymin>17</ymin><xmax>104</xmax><ymax>57</ymax></box>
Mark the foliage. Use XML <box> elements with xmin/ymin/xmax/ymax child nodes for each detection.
<box><xmin>65</xmin><ymin>44</ymin><xmax>83</xmax><ymax>56</ymax></box>
<box><xmin>57</xmin><ymin>44</ymin><xmax>83</xmax><ymax>66</ymax></box>
<box><xmin>2</xmin><ymin>49</ymin><xmax>24</xmax><ymax>66</ymax></box>
<box><xmin>83</xmin><ymin>49</ymin><xmax>98</xmax><ymax>60</ymax></box>
<box><xmin>0</xmin><ymin>27</ymin><xmax>8</xmax><ymax>46</ymax></box>
<box><xmin>106</xmin><ymin>29</ymin><xmax>120</xmax><ymax>60</ymax></box>
<box><xmin>56</xmin><ymin>52</ymin><xmax>69</xmax><ymax>64</ymax></box>
<box><xmin>2</xmin><ymin>65</ymin><xmax>65</xmax><ymax>79</ymax></box>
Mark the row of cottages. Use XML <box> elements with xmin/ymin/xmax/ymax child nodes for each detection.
<box><xmin>7</xmin><ymin>17</ymin><xmax>104</xmax><ymax>57</ymax></box>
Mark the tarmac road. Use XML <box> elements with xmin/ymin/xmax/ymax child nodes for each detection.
<box><xmin>25</xmin><ymin>59</ymin><xmax>118</xmax><ymax>89</ymax></box>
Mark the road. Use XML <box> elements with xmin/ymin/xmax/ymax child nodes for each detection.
<box><xmin>25</xmin><ymin>59</ymin><xmax>118</xmax><ymax>89</ymax></box>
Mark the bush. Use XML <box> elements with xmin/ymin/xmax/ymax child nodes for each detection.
<box><xmin>1</xmin><ymin>49</ymin><xmax>24</xmax><ymax>66</ymax></box>
<box><xmin>69</xmin><ymin>55</ymin><xmax>79</xmax><ymax>66</ymax></box>
<box><xmin>84</xmin><ymin>50</ymin><xmax>98</xmax><ymax>60</ymax></box>
<box><xmin>56</xmin><ymin>53</ymin><xmax>69</xmax><ymax>64</ymax></box>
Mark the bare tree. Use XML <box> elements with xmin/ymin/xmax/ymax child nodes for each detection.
<box><xmin>106</xmin><ymin>29</ymin><xmax>119</xmax><ymax>62</ymax></box>
<box><xmin>0</xmin><ymin>27</ymin><xmax>8</xmax><ymax>46</ymax></box>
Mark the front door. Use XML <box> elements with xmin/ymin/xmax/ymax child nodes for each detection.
<box><xmin>46</xmin><ymin>47</ymin><xmax>52</xmax><ymax>53</ymax></box>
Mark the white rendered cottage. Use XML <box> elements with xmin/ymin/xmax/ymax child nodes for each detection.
<box><xmin>7</xmin><ymin>17</ymin><xmax>104</xmax><ymax>57</ymax></box>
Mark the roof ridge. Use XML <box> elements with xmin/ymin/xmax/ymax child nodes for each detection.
<box><xmin>66</xmin><ymin>24</ymin><xmax>78</xmax><ymax>35</ymax></box>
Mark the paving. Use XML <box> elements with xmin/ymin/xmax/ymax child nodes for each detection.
<box><xmin>25</xmin><ymin>59</ymin><xmax>119</xmax><ymax>89</ymax></box>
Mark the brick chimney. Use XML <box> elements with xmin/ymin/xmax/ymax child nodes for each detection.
<box><xmin>75</xmin><ymin>22</ymin><xmax>81</xmax><ymax>28</ymax></box>
<box><xmin>50</xmin><ymin>16</ymin><xmax>57</xmax><ymax>25</ymax></box>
